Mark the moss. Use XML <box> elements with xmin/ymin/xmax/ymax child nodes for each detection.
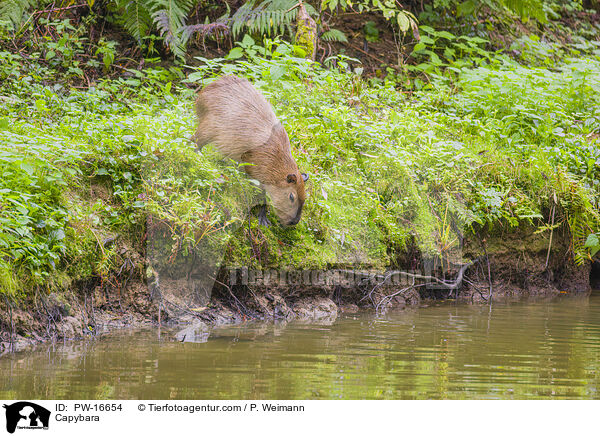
<box><xmin>294</xmin><ymin>12</ymin><xmax>317</xmax><ymax>60</ymax></box>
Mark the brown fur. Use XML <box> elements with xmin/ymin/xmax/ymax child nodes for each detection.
<box><xmin>193</xmin><ymin>75</ymin><xmax>308</xmax><ymax>226</ymax></box>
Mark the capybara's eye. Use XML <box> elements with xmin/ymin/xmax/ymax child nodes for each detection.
<box><xmin>289</xmin><ymin>193</ymin><xmax>295</xmax><ymax>202</ymax></box>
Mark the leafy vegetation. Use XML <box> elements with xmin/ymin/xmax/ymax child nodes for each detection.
<box><xmin>0</xmin><ymin>0</ymin><xmax>571</xmax><ymax>60</ymax></box>
<box><xmin>0</xmin><ymin>0</ymin><xmax>599</xmax><ymax>299</ymax></box>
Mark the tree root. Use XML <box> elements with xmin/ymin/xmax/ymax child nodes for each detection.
<box><xmin>358</xmin><ymin>257</ymin><xmax>483</xmax><ymax>311</ymax></box>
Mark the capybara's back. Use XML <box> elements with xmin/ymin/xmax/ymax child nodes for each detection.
<box><xmin>193</xmin><ymin>76</ymin><xmax>278</xmax><ymax>161</ymax></box>
<box><xmin>193</xmin><ymin>75</ymin><xmax>309</xmax><ymax>226</ymax></box>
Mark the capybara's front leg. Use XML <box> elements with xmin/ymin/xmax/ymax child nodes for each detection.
<box><xmin>258</xmin><ymin>203</ymin><xmax>271</xmax><ymax>227</ymax></box>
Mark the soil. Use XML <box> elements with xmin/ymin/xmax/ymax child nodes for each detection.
<box><xmin>317</xmin><ymin>12</ymin><xmax>408</xmax><ymax>75</ymax></box>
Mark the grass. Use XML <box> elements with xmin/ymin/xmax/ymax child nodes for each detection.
<box><xmin>0</xmin><ymin>32</ymin><xmax>599</xmax><ymax>299</ymax></box>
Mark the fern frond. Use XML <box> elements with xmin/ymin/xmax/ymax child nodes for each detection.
<box><xmin>109</xmin><ymin>0</ymin><xmax>153</xmax><ymax>43</ymax></box>
<box><xmin>229</xmin><ymin>0</ymin><xmax>316</xmax><ymax>38</ymax></box>
<box><xmin>499</xmin><ymin>0</ymin><xmax>547</xmax><ymax>23</ymax></box>
<box><xmin>556</xmin><ymin>170</ymin><xmax>600</xmax><ymax>265</ymax></box>
<box><xmin>181</xmin><ymin>21</ymin><xmax>229</xmax><ymax>46</ymax></box>
<box><xmin>153</xmin><ymin>9</ymin><xmax>174</xmax><ymax>45</ymax></box>
<box><xmin>0</xmin><ymin>0</ymin><xmax>37</xmax><ymax>30</ymax></box>
<box><xmin>321</xmin><ymin>28</ymin><xmax>347</xmax><ymax>42</ymax></box>
<box><xmin>109</xmin><ymin>0</ymin><xmax>195</xmax><ymax>58</ymax></box>
<box><xmin>571</xmin><ymin>214</ymin><xmax>589</xmax><ymax>266</ymax></box>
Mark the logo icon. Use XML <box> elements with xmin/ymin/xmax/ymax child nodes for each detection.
<box><xmin>2</xmin><ymin>402</ymin><xmax>50</xmax><ymax>434</ymax></box>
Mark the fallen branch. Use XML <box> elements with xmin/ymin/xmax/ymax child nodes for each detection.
<box><xmin>357</xmin><ymin>256</ymin><xmax>482</xmax><ymax>305</ymax></box>
<box><xmin>341</xmin><ymin>41</ymin><xmax>384</xmax><ymax>63</ymax></box>
<box><xmin>376</xmin><ymin>283</ymin><xmax>427</xmax><ymax>314</ymax></box>
<box><xmin>33</xmin><ymin>4</ymin><xmax>88</xmax><ymax>15</ymax></box>
<box><xmin>213</xmin><ymin>277</ymin><xmax>249</xmax><ymax>316</ymax></box>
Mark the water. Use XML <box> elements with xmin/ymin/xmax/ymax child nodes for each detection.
<box><xmin>1</xmin><ymin>295</ymin><xmax>600</xmax><ymax>399</ymax></box>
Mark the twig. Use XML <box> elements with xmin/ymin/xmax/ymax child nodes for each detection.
<box><xmin>37</xmin><ymin>291</ymin><xmax>59</xmax><ymax>339</ymax></box>
<box><xmin>33</xmin><ymin>3</ymin><xmax>88</xmax><ymax>15</ymax></box>
<box><xmin>463</xmin><ymin>277</ymin><xmax>488</xmax><ymax>302</ymax></box>
<box><xmin>478</xmin><ymin>235</ymin><xmax>494</xmax><ymax>300</ymax></box>
<box><xmin>341</xmin><ymin>41</ymin><xmax>384</xmax><ymax>63</ymax></box>
<box><xmin>545</xmin><ymin>200</ymin><xmax>556</xmax><ymax>270</ymax></box>
<box><xmin>485</xmin><ymin>251</ymin><xmax>493</xmax><ymax>300</ymax></box>
<box><xmin>213</xmin><ymin>277</ymin><xmax>248</xmax><ymax>315</ymax></box>
<box><xmin>376</xmin><ymin>283</ymin><xmax>426</xmax><ymax>314</ymax></box>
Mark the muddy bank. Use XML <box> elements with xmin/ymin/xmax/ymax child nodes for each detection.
<box><xmin>460</xmin><ymin>225</ymin><xmax>593</xmax><ymax>302</ymax></box>
<box><xmin>0</xmin><ymin>280</ymin><xmax>418</xmax><ymax>353</ymax></box>
<box><xmin>0</xmin><ymin>227</ymin><xmax>595</xmax><ymax>354</ymax></box>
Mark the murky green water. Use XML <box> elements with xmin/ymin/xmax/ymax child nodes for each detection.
<box><xmin>2</xmin><ymin>295</ymin><xmax>600</xmax><ymax>399</ymax></box>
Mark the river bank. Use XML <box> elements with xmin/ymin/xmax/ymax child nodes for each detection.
<box><xmin>1</xmin><ymin>4</ymin><xmax>599</xmax><ymax>356</ymax></box>
<box><xmin>1</xmin><ymin>226</ymin><xmax>596</xmax><ymax>354</ymax></box>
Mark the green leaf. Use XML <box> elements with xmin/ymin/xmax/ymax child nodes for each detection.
<box><xmin>457</xmin><ymin>0</ymin><xmax>477</xmax><ymax>16</ymax></box>
<box><xmin>292</xmin><ymin>46</ymin><xmax>307</xmax><ymax>57</ymax></box>
<box><xmin>270</xmin><ymin>65</ymin><xmax>286</xmax><ymax>81</ymax></box>
<box><xmin>227</xmin><ymin>47</ymin><xmax>244</xmax><ymax>59</ymax></box>
<box><xmin>186</xmin><ymin>72</ymin><xmax>205</xmax><ymax>82</ymax></box>
<box><xmin>241</xmin><ymin>34</ymin><xmax>255</xmax><ymax>47</ymax></box>
<box><xmin>49</xmin><ymin>229</ymin><xmax>65</xmax><ymax>241</ymax></box>
<box><xmin>584</xmin><ymin>233</ymin><xmax>599</xmax><ymax>248</ymax></box>
<box><xmin>413</xmin><ymin>42</ymin><xmax>426</xmax><ymax>52</ymax></box>
<box><xmin>35</xmin><ymin>99</ymin><xmax>47</xmax><ymax>112</ymax></box>
<box><xmin>436</xmin><ymin>31</ymin><xmax>456</xmax><ymax>40</ymax></box>
<box><xmin>397</xmin><ymin>13</ymin><xmax>410</xmax><ymax>33</ymax></box>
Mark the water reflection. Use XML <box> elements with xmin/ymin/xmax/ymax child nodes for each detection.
<box><xmin>1</xmin><ymin>295</ymin><xmax>599</xmax><ymax>399</ymax></box>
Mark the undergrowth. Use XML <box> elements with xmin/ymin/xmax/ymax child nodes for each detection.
<box><xmin>0</xmin><ymin>29</ymin><xmax>599</xmax><ymax>299</ymax></box>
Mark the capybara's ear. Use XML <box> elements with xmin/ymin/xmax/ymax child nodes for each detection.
<box><xmin>301</xmin><ymin>173</ymin><xmax>309</xmax><ymax>182</ymax></box>
<box><xmin>287</xmin><ymin>174</ymin><xmax>297</xmax><ymax>184</ymax></box>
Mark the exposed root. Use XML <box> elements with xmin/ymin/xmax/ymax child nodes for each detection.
<box><xmin>358</xmin><ymin>257</ymin><xmax>482</xmax><ymax>310</ymax></box>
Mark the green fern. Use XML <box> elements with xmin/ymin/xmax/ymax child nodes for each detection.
<box><xmin>150</xmin><ymin>0</ymin><xmax>195</xmax><ymax>58</ymax></box>
<box><xmin>456</xmin><ymin>0</ymin><xmax>547</xmax><ymax>22</ymax></box>
<box><xmin>0</xmin><ymin>0</ymin><xmax>38</xmax><ymax>30</ymax></box>
<box><xmin>321</xmin><ymin>28</ymin><xmax>348</xmax><ymax>42</ymax></box>
<box><xmin>571</xmin><ymin>215</ymin><xmax>589</xmax><ymax>266</ymax></box>
<box><xmin>109</xmin><ymin>0</ymin><xmax>195</xmax><ymax>58</ymax></box>
<box><xmin>110</xmin><ymin>0</ymin><xmax>153</xmax><ymax>43</ymax></box>
<box><xmin>500</xmin><ymin>0</ymin><xmax>547</xmax><ymax>23</ymax></box>
<box><xmin>230</xmin><ymin>0</ymin><xmax>317</xmax><ymax>38</ymax></box>
<box><xmin>556</xmin><ymin>171</ymin><xmax>600</xmax><ymax>265</ymax></box>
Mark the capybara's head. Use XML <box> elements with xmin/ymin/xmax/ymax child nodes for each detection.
<box><xmin>264</xmin><ymin>171</ymin><xmax>308</xmax><ymax>226</ymax></box>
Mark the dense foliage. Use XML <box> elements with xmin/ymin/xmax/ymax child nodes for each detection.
<box><xmin>0</xmin><ymin>0</ymin><xmax>599</xmax><ymax>298</ymax></box>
